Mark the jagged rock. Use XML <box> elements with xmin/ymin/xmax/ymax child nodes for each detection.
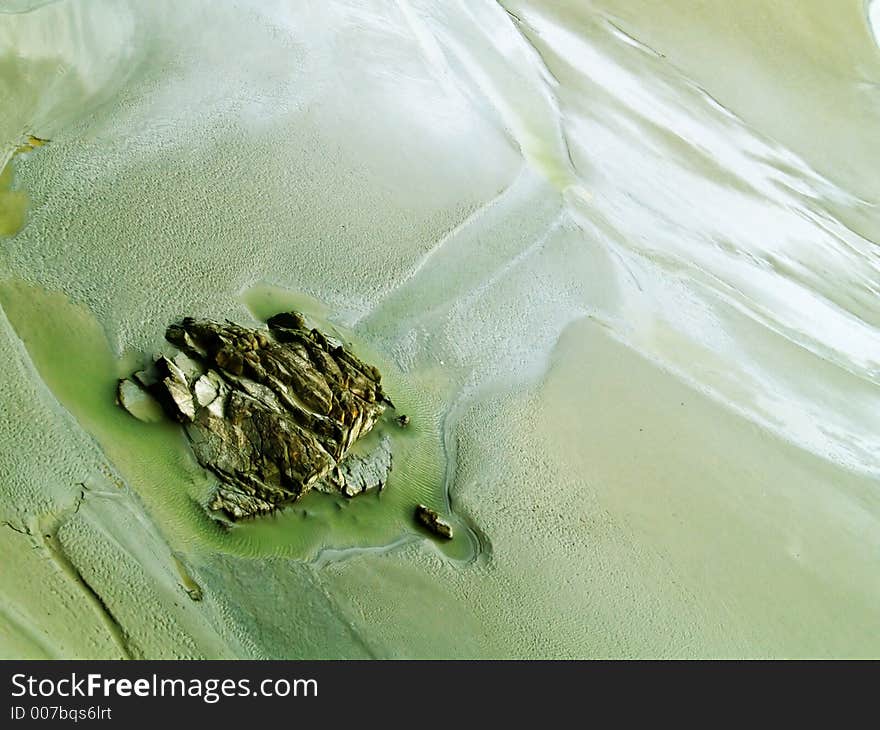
<box><xmin>415</xmin><ymin>504</ymin><xmax>453</xmax><ymax>539</ymax></box>
<box><xmin>153</xmin><ymin>355</ymin><xmax>196</xmax><ymax>423</ymax></box>
<box><xmin>118</xmin><ymin>311</ymin><xmax>394</xmax><ymax>520</ymax></box>
<box><xmin>338</xmin><ymin>437</ymin><xmax>393</xmax><ymax>497</ymax></box>
<box><xmin>172</xmin><ymin>351</ymin><xmax>203</xmax><ymax>381</ymax></box>
<box><xmin>316</xmin><ymin>436</ymin><xmax>393</xmax><ymax>497</ymax></box>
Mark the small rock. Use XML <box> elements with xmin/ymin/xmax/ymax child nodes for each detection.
<box><xmin>153</xmin><ymin>355</ymin><xmax>195</xmax><ymax>422</ymax></box>
<box><xmin>266</xmin><ymin>311</ymin><xmax>308</xmax><ymax>331</ymax></box>
<box><xmin>396</xmin><ymin>414</ymin><xmax>410</xmax><ymax>428</ymax></box>
<box><xmin>415</xmin><ymin>504</ymin><xmax>453</xmax><ymax>539</ymax></box>
<box><xmin>116</xmin><ymin>379</ymin><xmax>164</xmax><ymax>423</ymax></box>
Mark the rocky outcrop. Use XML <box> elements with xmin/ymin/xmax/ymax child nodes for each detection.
<box><xmin>118</xmin><ymin>312</ymin><xmax>393</xmax><ymax>520</ymax></box>
<box><xmin>415</xmin><ymin>504</ymin><xmax>453</xmax><ymax>539</ymax></box>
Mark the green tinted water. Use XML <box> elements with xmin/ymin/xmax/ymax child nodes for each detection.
<box><xmin>0</xmin><ymin>279</ymin><xmax>473</xmax><ymax>563</ymax></box>
<box><xmin>0</xmin><ymin>157</ymin><xmax>28</xmax><ymax>237</ymax></box>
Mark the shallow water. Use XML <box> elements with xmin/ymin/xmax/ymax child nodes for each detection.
<box><xmin>0</xmin><ymin>0</ymin><xmax>878</xmax><ymax>657</ymax></box>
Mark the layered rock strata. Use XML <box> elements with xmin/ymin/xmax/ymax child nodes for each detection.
<box><xmin>117</xmin><ymin>312</ymin><xmax>393</xmax><ymax>519</ymax></box>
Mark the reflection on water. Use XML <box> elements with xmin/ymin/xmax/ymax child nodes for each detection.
<box><xmin>869</xmin><ymin>0</ymin><xmax>880</xmax><ymax>46</ymax></box>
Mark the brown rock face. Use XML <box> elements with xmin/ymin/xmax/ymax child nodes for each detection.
<box><xmin>415</xmin><ymin>504</ymin><xmax>453</xmax><ymax>539</ymax></box>
<box><xmin>118</xmin><ymin>312</ymin><xmax>393</xmax><ymax>520</ymax></box>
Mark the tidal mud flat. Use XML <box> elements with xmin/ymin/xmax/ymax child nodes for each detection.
<box><xmin>1</xmin><ymin>0</ymin><xmax>879</xmax><ymax>658</ymax></box>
